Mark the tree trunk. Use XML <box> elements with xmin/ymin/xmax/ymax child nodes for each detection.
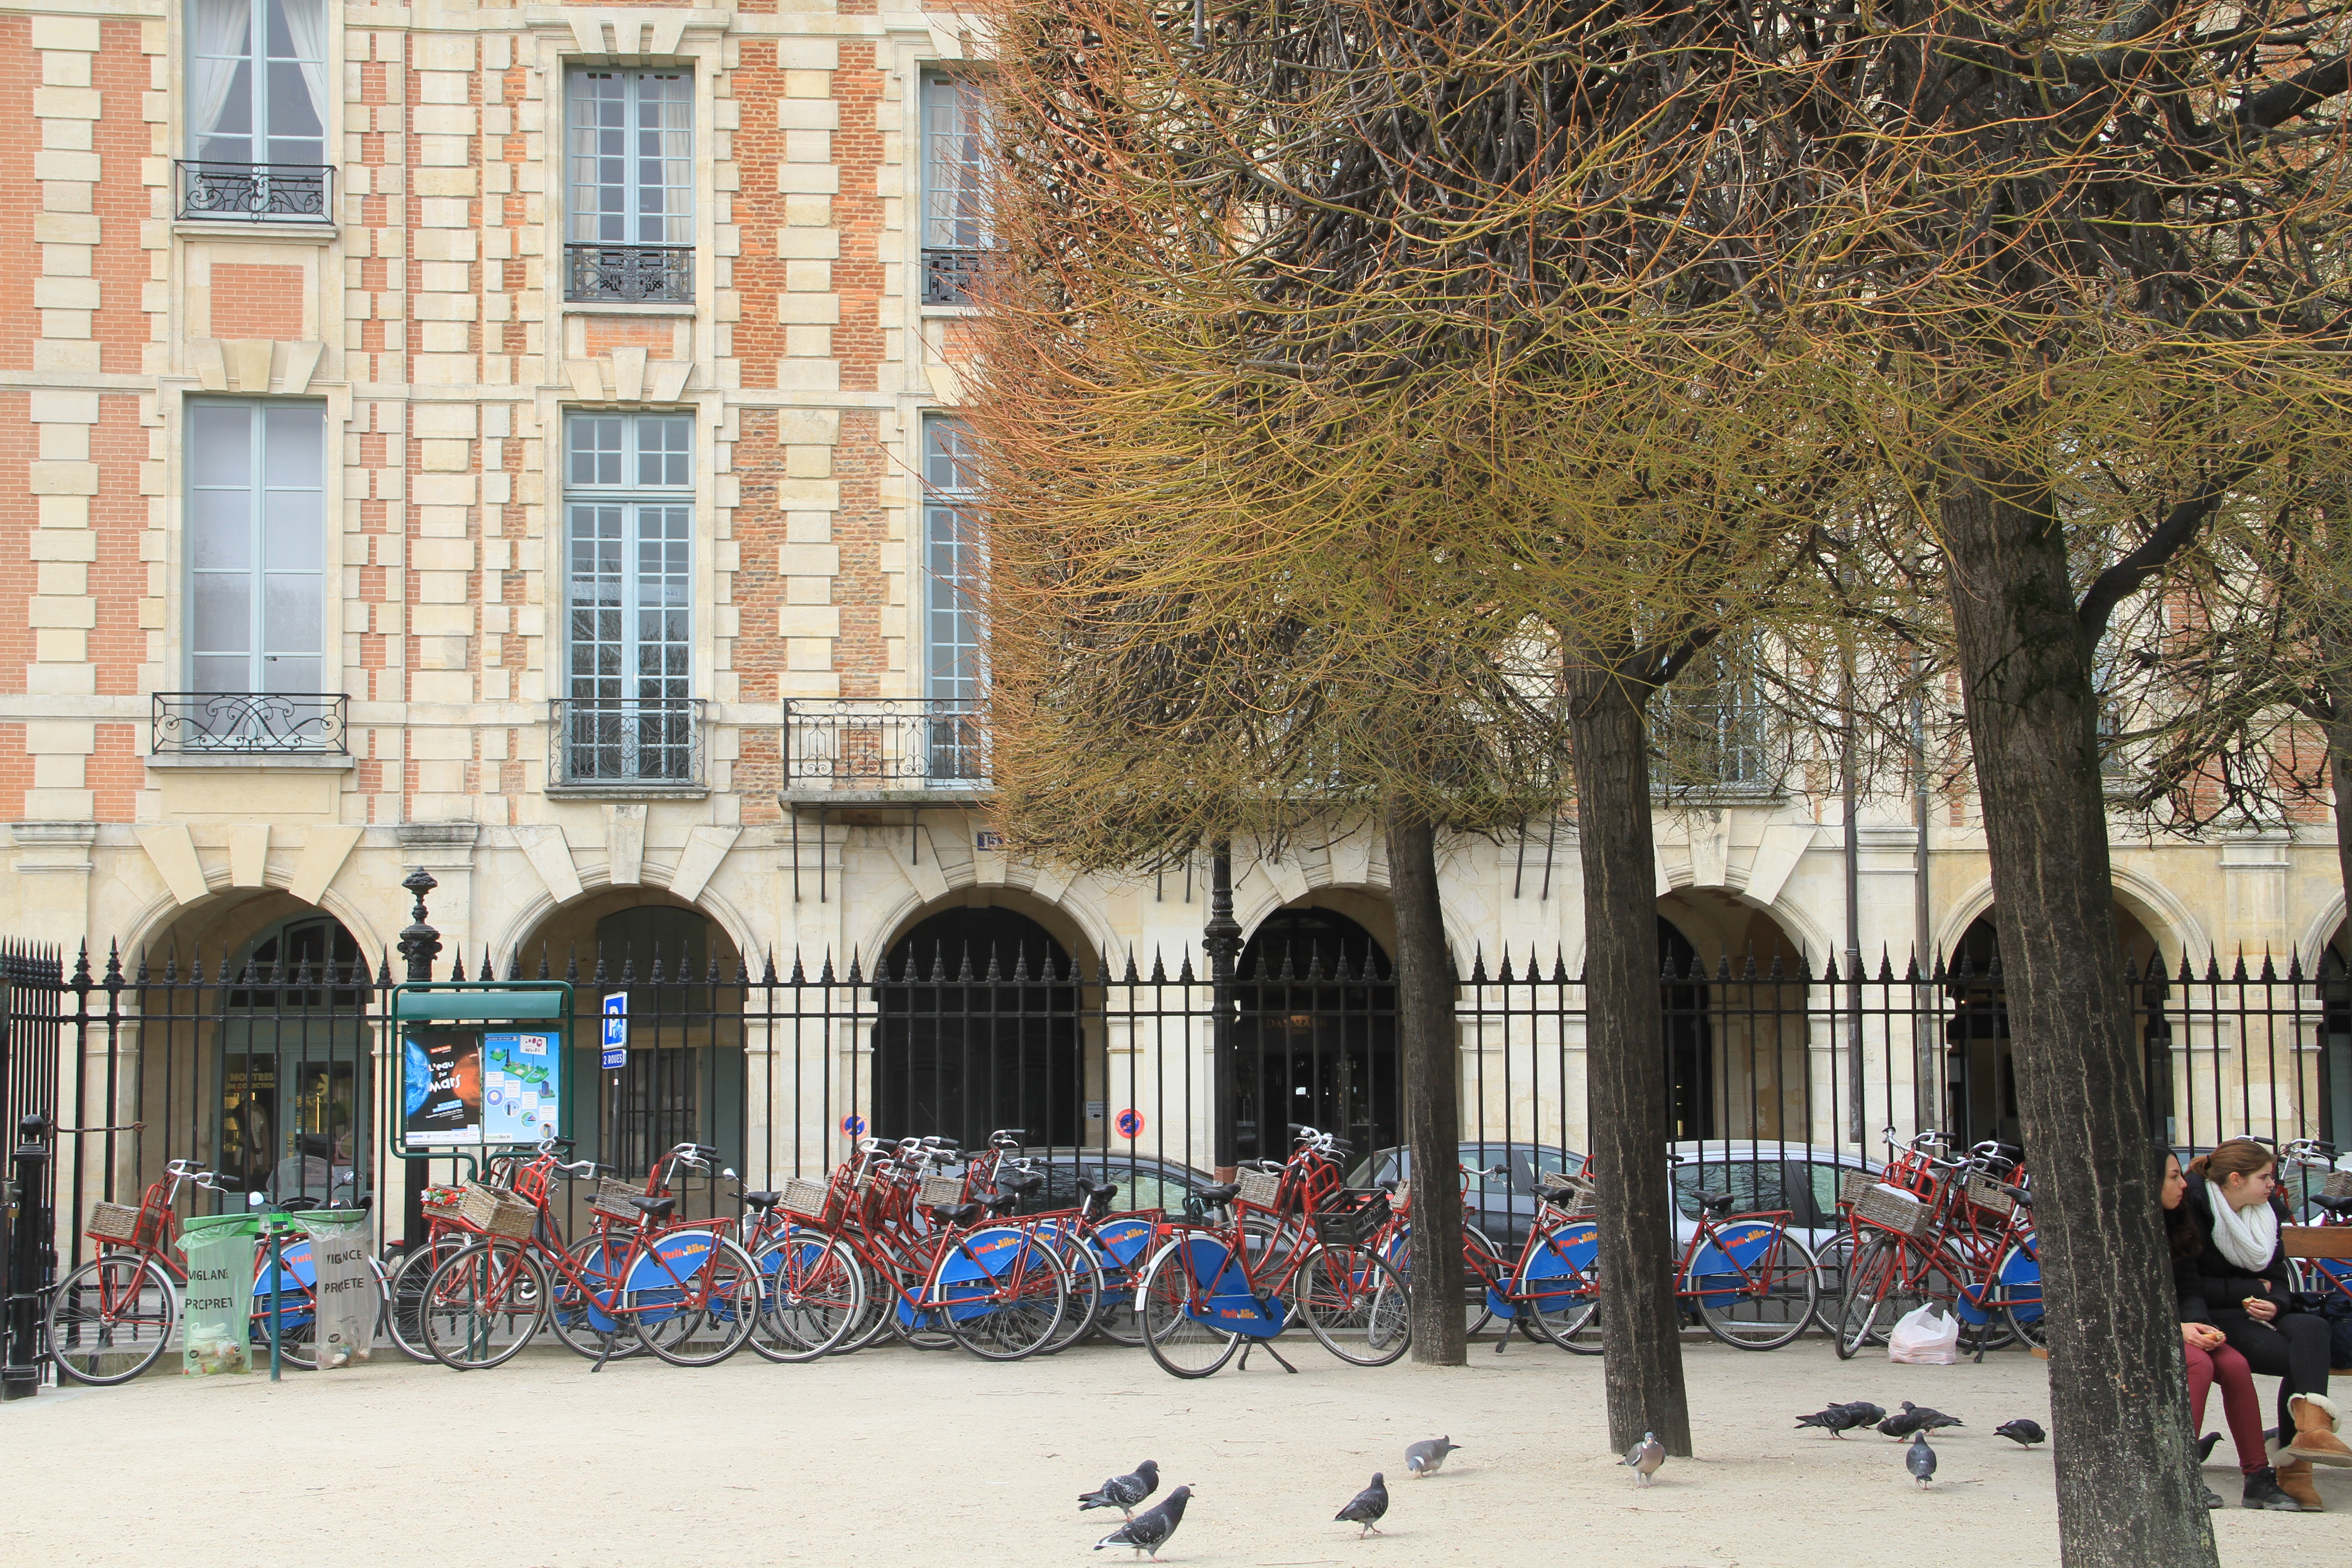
<box><xmin>2319</xmin><ymin>634</ymin><xmax>2352</xmax><ymax>967</ymax></box>
<box><xmin>1940</xmin><ymin>457</ymin><xmax>2217</xmax><ymax>1568</ymax></box>
<box><xmin>1386</xmin><ymin>800</ymin><xmax>1466</xmax><ymax>1366</ymax></box>
<box><xmin>1563</xmin><ymin>662</ymin><xmax>1691</xmax><ymax>1457</ymax></box>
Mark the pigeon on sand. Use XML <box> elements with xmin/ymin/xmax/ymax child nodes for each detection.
<box><xmin>1622</xmin><ymin>1432</ymin><xmax>1665</xmax><ymax>1485</ymax></box>
<box><xmin>1796</xmin><ymin>1405</ymin><xmax>1867</xmax><ymax>1438</ymax></box>
<box><xmin>1079</xmin><ymin>1460</ymin><xmax>1160</xmax><ymax>1519</ymax></box>
<box><xmin>1405</xmin><ymin>1437</ymin><xmax>1460</xmax><ymax>1478</ymax></box>
<box><xmin>1334</xmin><ymin>1473</ymin><xmax>1389</xmax><ymax>1537</ymax></box>
<box><xmin>1906</xmin><ymin>1432</ymin><xmax>1938</xmax><ymax>1489</ymax></box>
<box><xmin>1095</xmin><ymin>1487</ymin><xmax>1191</xmax><ymax>1560</ymax></box>
<box><xmin>1993</xmin><ymin>1419</ymin><xmax>2046</xmax><ymax>1449</ymax></box>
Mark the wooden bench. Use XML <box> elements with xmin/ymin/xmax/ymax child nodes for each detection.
<box><xmin>2283</xmin><ymin>1226</ymin><xmax>2352</xmax><ymax>1260</ymax></box>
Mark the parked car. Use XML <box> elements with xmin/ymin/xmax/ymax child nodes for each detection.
<box><xmin>1670</xmin><ymin>1140</ymin><xmax>1880</xmax><ymax>1297</ymax></box>
<box><xmin>1018</xmin><ymin>1147</ymin><xmax>1223</xmax><ymax>1220</ymax></box>
<box><xmin>1345</xmin><ymin>1141</ymin><xmax>1588</xmax><ymax>1248</ymax></box>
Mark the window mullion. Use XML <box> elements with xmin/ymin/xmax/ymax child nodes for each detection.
<box><xmin>247</xmin><ymin>406</ymin><xmax>267</xmax><ymax>692</ymax></box>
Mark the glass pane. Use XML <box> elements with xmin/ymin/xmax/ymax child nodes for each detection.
<box><xmin>263</xmin><ymin>573</ymin><xmax>322</xmax><ymax>653</ymax></box>
<box><xmin>261</xmin><ymin>655</ymin><xmax>321</xmax><ymax>694</ymax></box>
<box><xmin>262</xmin><ymin>489</ymin><xmax>321</xmax><ymax>569</ymax></box>
<box><xmin>190</xmin><ymin>489</ymin><xmax>252</xmax><ymax>569</ymax></box>
<box><xmin>265</xmin><ymin>62</ymin><xmax>323</xmax><ymax>137</ymax></box>
<box><xmin>264</xmin><ymin>404</ymin><xmax>324</xmax><ymax>486</ymax></box>
<box><xmin>190</xmin><ymin>405</ymin><xmax>252</xmax><ymax>487</ymax></box>
<box><xmin>193</xmin><ymin>653</ymin><xmax>249</xmax><ymax>691</ymax></box>
<box><xmin>192</xmin><ymin>573</ymin><xmax>252</xmax><ymax>656</ymax></box>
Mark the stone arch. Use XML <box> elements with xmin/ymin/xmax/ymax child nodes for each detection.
<box><xmin>1230</xmin><ymin>903</ymin><xmax>1399</xmax><ymax>1163</ymax></box>
<box><xmin>2296</xmin><ymin>896</ymin><xmax>2348</xmax><ymax>972</ymax></box>
<box><xmin>491</xmin><ymin>877</ymin><xmax>760</xmax><ymax>983</ymax></box>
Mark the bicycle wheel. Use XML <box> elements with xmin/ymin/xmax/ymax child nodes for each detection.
<box><xmin>1994</xmin><ymin>1235</ymin><xmax>2047</xmax><ymax>1350</ymax></box>
<box><xmin>626</xmin><ymin>1234</ymin><xmax>761</xmax><ymax>1367</ymax></box>
<box><xmin>1835</xmin><ymin>1235</ymin><xmax>1897</xmax><ymax>1359</ymax></box>
<box><xmin>1839</xmin><ymin>1235</ymin><xmax>1961</xmax><ymax>1358</ymax></box>
<box><xmin>1295</xmin><ymin>1243</ymin><xmax>1411</xmax><ymax>1367</ymax></box>
<box><xmin>46</xmin><ymin>1253</ymin><xmax>176</xmax><ymax>1385</ymax></box>
<box><xmin>1136</xmin><ymin>1237</ymin><xmax>1241</xmax><ymax>1379</ymax></box>
<box><xmin>750</xmin><ymin>1230</ymin><xmax>866</xmax><ymax>1362</ymax></box>
<box><xmin>1087</xmin><ymin>1214</ymin><xmax>1162</xmax><ymax>1348</ymax></box>
<box><xmin>1691</xmin><ymin>1225</ymin><xmax>1818</xmax><ymax>1350</ymax></box>
<box><xmin>1813</xmin><ymin>1229</ymin><xmax>1858</xmax><ymax>1333</ymax></box>
<box><xmin>1519</xmin><ymin>1219</ymin><xmax>1603</xmax><ymax>1354</ymax></box>
<box><xmin>422</xmin><ymin>1240</ymin><xmax>548</xmax><ymax>1369</ymax></box>
<box><xmin>837</xmin><ymin>1256</ymin><xmax>903</xmax><ymax>1354</ymax></box>
<box><xmin>1462</xmin><ymin>1225</ymin><xmax>1501</xmax><ymax>1340</ymax></box>
<box><xmin>936</xmin><ymin>1227</ymin><xmax>1069</xmax><ymax>1362</ymax></box>
<box><xmin>1039</xmin><ymin>1234</ymin><xmax>1106</xmax><ymax>1355</ymax></box>
<box><xmin>547</xmin><ymin>1234</ymin><xmax>642</xmax><ymax>1361</ymax></box>
<box><xmin>387</xmin><ymin>1235</ymin><xmax>468</xmax><ymax>1363</ymax></box>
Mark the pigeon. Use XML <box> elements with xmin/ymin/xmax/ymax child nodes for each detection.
<box><xmin>1906</xmin><ymin>1431</ymin><xmax>1937</xmax><ymax>1488</ymax></box>
<box><xmin>1404</xmin><ymin>1436</ymin><xmax>1460</xmax><ymax>1478</ymax></box>
<box><xmin>1880</xmin><ymin>1401</ymin><xmax>1963</xmax><ymax>1439</ymax></box>
<box><xmin>1797</xmin><ymin>1405</ymin><xmax>1867</xmax><ymax>1439</ymax></box>
<box><xmin>1334</xmin><ymin>1473</ymin><xmax>1389</xmax><ymax>1538</ymax></box>
<box><xmin>1079</xmin><ymin>1460</ymin><xmax>1161</xmax><ymax>1519</ymax></box>
<box><xmin>1622</xmin><ymin>1432</ymin><xmax>1665</xmax><ymax>1485</ymax></box>
<box><xmin>1994</xmin><ymin>1419</ymin><xmax>2046</xmax><ymax>1449</ymax></box>
<box><xmin>1839</xmin><ymin>1401</ymin><xmax>1888</xmax><ymax>1427</ymax></box>
<box><xmin>1095</xmin><ymin>1486</ymin><xmax>1191</xmax><ymax>1560</ymax></box>
<box><xmin>2195</xmin><ymin>1431</ymin><xmax>2221</xmax><ymax>1463</ymax></box>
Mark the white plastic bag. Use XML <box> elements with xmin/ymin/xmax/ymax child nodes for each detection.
<box><xmin>1887</xmin><ymin>1302</ymin><xmax>1960</xmax><ymax>1365</ymax></box>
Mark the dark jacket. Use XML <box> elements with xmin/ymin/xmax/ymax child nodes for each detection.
<box><xmin>2175</xmin><ymin>1172</ymin><xmax>2293</xmax><ymax>1323</ymax></box>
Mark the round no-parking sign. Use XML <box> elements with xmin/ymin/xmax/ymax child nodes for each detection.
<box><xmin>841</xmin><ymin>1113</ymin><xmax>867</xmax><ymax>1138</ymax></box>
<box><xmin>1114</xmin><ymin>1109</ymin><xmax>1144</xmax><ymax>1140</ymax></box>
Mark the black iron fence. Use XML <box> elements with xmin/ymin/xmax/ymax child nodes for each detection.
<box><xmin>782</xmin><ymin>698</ymin><xmax>991</xmax><ymax>792</ymax></box>
<box><xmin>564</xmin><ymin>243</ymin><xmax>693</xmax><ymax>304</ymax></box>
<box><xmin>12</xmin><ymin>931</ymin><xmax>2347</xmax><ymax>1277</ymax></box>
<box><xmin>151</xmin><ymin>693</ymin><xmax>349</xmax><ymax>755</ymax></box>
<box><xmin>175</xmin><ymin>160</ymin><xmax>335</xmax><ymax>222</ymax></box>
<box><xmin>549</xmin><ymin>697</ymin><xmax>703</xmax><ymax>787</ymax></box>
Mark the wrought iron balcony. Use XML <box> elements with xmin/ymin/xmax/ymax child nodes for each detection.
<box><xmin>152</xmin><ymin>693</ymin><xmax>348</xmax><ymax>755</ymax></box>
<box><xmin>175</xmin><ymin>161</ymin><xmax>335</xmax><ymax>223</ymax></box>
<box><xmin>550</xmin><ymin>697</ymin><xmax>704</xmax><ymax>789</ymax></box>
<box><xmin>1651</xmin><ymin>700</ymin><xmax>1779</xmax><ymax>798</ymax></box>
<box><xmin>922</xmin><ymin>248</ymin><xmax>986</xmax><ymax>305</ymax></box>
<box><xmin>566</xmin><ymin>243</ymin><xmax>694</xmax><ymax>304</ymax></box>
<box><xmin>784</xmin><ymin>698</ymin><xmax>991</xmax><ymax>795</ymax></box>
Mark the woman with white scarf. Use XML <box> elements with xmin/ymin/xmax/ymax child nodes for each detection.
<box><xmin>2180</xmin><ymin>1138</ymin><xmax>2349</xmax><ymax>1510</ymax></box>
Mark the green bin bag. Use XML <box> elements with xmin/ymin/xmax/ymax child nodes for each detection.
<box><xmin>292</xmin><ymin>1210</ymin><xmax>375</xmax><ymax>1368</ymax></box>
<box><xmin>177</xmin><ymin>1213</ymin><xmax>260</xmax><ymax>1376</ymax></box>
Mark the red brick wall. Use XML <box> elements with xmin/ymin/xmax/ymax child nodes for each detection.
<box><xmin>0</xmin><ymin>21</ymin><xmax>39</xmax><ymax>373</ymax></box>
<box><xmin>582</xmin><ymin>317</ymin><xmax>681</xmax><ymax>356</ymax></box>
<box><xmin>90</xmin><ymin>721</ymin><xmax>138</xmax><ymax>821</ymax></box>
<box><xmin>727</xmin><ymin>41</ymin><xmax>786</xmax><ymax>389</ymax></box>
<box><xmin>208</xmin><ymin>264</ymin><xmax>307</xmax><ymax>342</ymax></box>
<box><xmin>834</xmin><ymin>410</ymin><xmax>885</xmax><ymax>696</ymax></box>
<box><xmin>834</xmin><ymin>44</ymin><xmax>884</xmax><ymax>391</ymax></box>
<box><xmin>91</xmin><ymin>20</ymin><xmax>150</xmax><ymax>374</ymax></box>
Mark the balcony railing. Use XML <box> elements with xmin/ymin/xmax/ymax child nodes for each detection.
<box><xmin>550</xmin><ymin>697</ymin><xmax>704</xmax><ymax>789</ymax></box>
<box><xmin>1651</xmin><ymin>700</ymin><xmax>1779</xmax><ymax>797</ymax></box>
<box><xmin>922</xmin><ymin>248</ymin><xmax>986</xmax><ymax>305</ymax></box>
<box><xmin>152</xmin><ymin>693</ymin><xmax>348</xmax><ymax>755</ymax></box>
<box><xmin>175</xmin><ymin>161</ymin><xmax>335</xmax><ymax>222</ymax></box>
<box><xmin>566</xmin><ymin>243</ymin><xmax>694</xmax><ymax>304</ymax></box>
<box><xmin>784</xmin><ymin>698</ymin><xmax>990</xmax><ymax>793</ymax></box>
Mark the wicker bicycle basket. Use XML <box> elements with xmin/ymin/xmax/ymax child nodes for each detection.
<box><xmin>85</xmin><ymin>1200</ymin><xmax>144</xmax><ymax>1243</ymax></box>
<box><xmin>460</xmin><ymin>1181</ymin><xmax>538</xmax><ymax>1240</ymax></box>
<box><xmin>1836</xmin><ymin>1170</ymin><xmax>1878</xmax><ymax>1209</ymax></box>
<box><xmin>779</xmin><ymin>1176</ymin><xmax>839</xmax><ymax>1223</ymax></box>
<box><xmin>1236</xmin><ymin>1167</ymin><xmax>1284</xmax><ymax>1210</ymax></box>
<box><xmin>1313</xmin><ymin>1189</ymin><xmax>1391</xmax><ymax>1249</ymax></box>
<box><xmin>1853</xmin><ymin>1181</ymin><xmax>1938</xmax><ymax>1241</ymax></box>
<box><xmin>591</xmin><ymin>1177</ymin><xmax>645</xmax><ymax>1222</ymax></box>
<box><xmin>2325</xmin><ymin>1170</ymin><xmax>2352</xmax><ymax>1200</ymax></box>
<box><xmin>1538</xmin><ymin>1172</ymin><xmax>1596</xmax><ymax>1215</ymax></box>
<box><xmin>1960</xmin><ymin>1174</ymin><xmax>2017</xmax><ymax>1217</ymax></box>
<box><xmin>919</xmin><ymin>1173</ymin><xmax>966</xmax><ymax>1209</ymax></box>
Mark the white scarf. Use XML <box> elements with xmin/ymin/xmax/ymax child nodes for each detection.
<box><xmin>2207</xmin><ymin>1186</ymin><xmax>2278</xmax><ymax>1274</ymax></box>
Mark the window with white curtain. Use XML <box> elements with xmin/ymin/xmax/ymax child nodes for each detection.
<box><xmin>562</xmin><ymin>412</ymin><xmax>696</xmax><ymax>783</ymax></box>
<box><xmin>922</xmin><ymin>416</ymin><xmax>987</xmax><ymax>781</ymax></box>
<box><xmin>565</xmin><ymin>69</ymin><xmax>694</xmax><ymax>302</ymax></box>
<box><xmin>186</xmin><ymin>399</ymin><xmax>326</xmax><ymax>695</ymax></box>
<box><xmin>921</xmin><ymin>76</ymin><xmax>991</xmax><ymax>305</ymax></box>
<box><xmin>187</xmin><ymin>0</ymin><xmax>326</xmax><ymax>168</ymax></box>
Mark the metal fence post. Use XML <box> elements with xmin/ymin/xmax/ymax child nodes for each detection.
<box><xmin>1205</xmin><ymin>844</ymin><xmax>1242</xmax><ymax>1178</ymax></box>
<box><xmin>398</xmin><ymin>868</ymin><xmax>441</xmax><ymax>983</ymax></box>
<box><xmin>4</xmin><ymin>1112</ymin><xmax>51</xmax><ymax>1400</ymax></box>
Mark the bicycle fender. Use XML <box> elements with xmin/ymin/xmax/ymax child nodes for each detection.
<box><xmin>930</xmin><ymin>1225</ymin><xmax>1044</xmax><ymax>1324</ymax></box>
<box><xmin>1682</xmin><ymin>1222</ymin><xmax>1783</xmax><ymax>1305</ymax></box>
<box><xmin>622</xmin><ymin>1228</ymin><xmax>722</xmax><ymax>1323</ymax></box>
<box><xmin>1189</xmin><ymin>1292</ymin><xmax>1287</xmax><ymax>1338</ymax></box>
<box><xmin>1093</xmin><ymin>1216</ymin><xmax>1157</xmax><ymax>1272</ymax></box>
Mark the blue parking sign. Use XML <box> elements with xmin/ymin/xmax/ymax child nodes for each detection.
<box><xmin>601</xmin><ymin>991</ymin><xmax>628</xmax><ymax>1069</ymax></box>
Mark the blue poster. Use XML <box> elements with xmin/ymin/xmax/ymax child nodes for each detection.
<box><xmin>481</xmin><ymin>1032</ymin><xmax>560</xmax><ymax>1144</ymax></box>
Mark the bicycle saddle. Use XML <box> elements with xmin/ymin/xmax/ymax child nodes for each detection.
<box><xmin>984</xmin><ymin>1190</ymin><xmax>1025</xmax><ymax>1215</ymax></box>
<box><xmin>1001</xmin><ymin>1172</ymin><xmax>1045</xmax><ymax>1196</ymax></box>
<box><xmin>741</xmin><ymin>1191</ymin><xmax>780</xmax><ymax>1211</ymax></box>
<box><xmin>1081</xmin><ymin>1180</ymin><xmax>1118</xmax><ymax>1201</ymax></box>
<box><xmin>1696</xmin><ymin>1191</ymin><xmax>1739</xmax><ymax>1216</ymax></box>
<box><xmin>931</xmin><ymin>1200</ymin><xmax>985</xmax><ymax>1226</ymax></box>
<box><xmin>2314</xmin><ymin>1195</ymin><xmax>2352</xmax><ymax>1218</ymax></box>
<box><xmin>628</xmin><ymin>1196</ymin><xmax>679</xmax><ymax>1221</ymax></box>
<box><xmin>2000</xmin><ymin>1183</ymin><xmax>2034</xmax><ymax>1206</ymax></box>
<box><xmin>1193</xmin><ymin>1181</ymin><xmax>1241</xmax><ymax>1206</ymax></box>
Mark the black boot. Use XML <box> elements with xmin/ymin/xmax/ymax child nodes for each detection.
<box><xmin>2242</xmin><ymin>1466</ymin><xmax>2304</xmax><ymax>1511</ymax></box>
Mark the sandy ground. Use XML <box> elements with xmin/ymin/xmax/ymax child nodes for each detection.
<box><xmin>1</xmin><ymin>1335</ymin><xmax>2342</xmax><ymax>1568</ymax></box>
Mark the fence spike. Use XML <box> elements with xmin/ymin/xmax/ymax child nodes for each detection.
<box><xmin>103</xmin><ymin>941</ymin><xmax>124</xmax><ymax>991</ymax></box>
<box><xmin>844</xmin><ymin>949</ymin><xmax>864</xmax><ymax>985</ymax></box>
<box><xmin>536</xmin><ymin>945</ymin><xmax>552</xmax><ymax>980</ymax></box>
<box><xmin>377</xmin><ymin>949</ymin><xmax>394</xmax><ymax>986</ymax></box>
<box><xmin>1877</xmin><ymin>946</ymin><xmax>1895</xmax><ymax>982</ymax></box>
<box><xmin>450</xmin><ymin>949</ymin><xmax>467</xmax><ymax>982</ymax></box>
<box><xmin>479</xmin><ymin>946</ymin><xmax>496</xmax><ymax>983</ymax></box>
<box><xmin>1176</xmin><ymin>951</ymin><xmax>1195</xmax><ymax>983</ymax></box>
<box><xmin>2231</xmin><ymin>947</ymin><xmax>2248</xmax><ymax>982</ymax></box>
<box><xmin>2259</xmin><ymin>948</ymin><xmax>2277</xmax><ymax>983</ymax></box>
<box><xmin>818</xmin><ymin>950</ymin><xmax>836</xmax><ymax>985</ymax></box>
<box><xmin>135</xmin><ymin>946</ymin><xmax>153</xmax><ymax>985</ymax></box>
<box><xmin>1009</xmin><ymin>942</ymin><xmax>1028</xmax><ymax>983</ymax></box>
<box><xmin>2285</xmin><ymin>948</ymin><xmax>2305</xmax><ymax>983</ymax></box>
<box><xmin>1468</xmin><ymin>946</ymin><xmax>1488</xmax><ymax>985</ymax></box>
<box><xmin>2124</xmin><ymin>952</ymin><xmax>2140</xmax><ymax>984</ymax></box>
<box><xmin>1304</xmin><ymin>943</ymin><xmax>1328</xmax><ymax>983</ymax></box>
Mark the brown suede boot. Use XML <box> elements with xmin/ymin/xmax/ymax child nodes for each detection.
<box><xmin>2272</xmin><ymin>1458</ymin><xmax>2323</xmax><ymax>1512</ymax></box>
<box><xmin>2287</xmin><ymin>1392</ymin><xmax>2352</xmax><ymax>1468</ymax></box>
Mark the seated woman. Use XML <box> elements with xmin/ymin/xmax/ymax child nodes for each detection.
<box><xmin>2180</xmin><ymin>1138</ymin><xmax>2351</xmax><ymax>1511</ymax></box>
<box><xmin>2164</xmin><ymin>1149</ymin><xmax>2298</xmax><ymax>1509</ymax></box>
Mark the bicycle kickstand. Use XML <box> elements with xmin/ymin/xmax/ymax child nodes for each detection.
<box><xmin>1238</xmin><ymin>1338</ymin><xmax>1298</xmax><ymax>1374</ymax></box>
<box><xmin>593</xmin><ymin>1328</ymin><xmax>619</xmax><ymax>1374</ymax></box>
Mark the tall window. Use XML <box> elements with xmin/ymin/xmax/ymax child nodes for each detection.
<box><xmin>186</xmin><ymin>400</ymin><xmax>325</xmax><ymax>696</ymax></box>
<box><xmin>567</xmin><ymin>70</ymin><xmax>694</xmax><ymax>303</ymax></box>
<box><xmin>923</xmin><ymin>417</ymin><xmax>986</xmax><ymax>781</ymax></box>
<box><xmin>563</xmin><ymin>412</ymin><xmax>695</xmax><ymax>783</ymax></box>
<box><xmin>921</xmin><ymin>76</ymin><xmax>990</xmax><ymax>304</ymax></box>
<box><xmin>181</xmin><ymin>0</ymin><xmax>330</xmax><ymax>220</ymax></box>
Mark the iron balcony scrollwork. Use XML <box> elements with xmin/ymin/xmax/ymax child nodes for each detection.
<box><xmin>922</xmin><ymin>248</ymin><xmax>986</xmax><ymax>305</ymax></box>
<box><xmin>565</xmin><ymin>243</ymin><xmax>694</xmax><ymax>304</ymax></box>
<box><xmin>784</xmin><ymin>698</ymin><xmax>991</xmax><ymax>791</ymax></box>
<box><xmin>550</xmin><ymin>697</ymin><xmax>705</xmax><ymax>788</ymax></box>
<box><xmin>152</xmin><ymin>693</ymin><xmax>349</xmax><ymax>755</ymax></box>
<box><xmin>175</xmin><ymin>162</ymin><xmax>335</xmax><ymax>222</ymax></box>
